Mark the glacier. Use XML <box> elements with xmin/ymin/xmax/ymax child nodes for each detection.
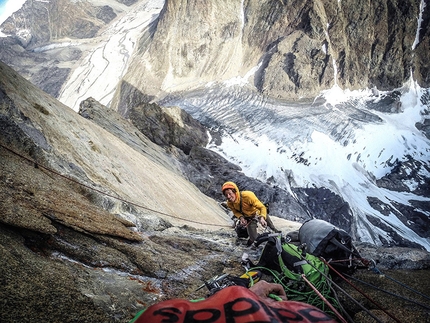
<box><xmin>159</xmin><ymin>81</ymin><xmax>430</xmax><ymax>251</ymax></box>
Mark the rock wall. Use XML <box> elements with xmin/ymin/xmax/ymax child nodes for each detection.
<box><xmin>0</xmin><ymin>60</ymin><xmax>229</xmax><ymax>232</ymax></box>
<box><xmin>112</xmin><ymin>0</ymin><xmax>429</xmax><ymax>112</ymax></box>
<box><xmin>1</xmin><ymin>0</ymin><xmax>428</xmax><ymax>106</ymax></box>
<box><xmin>0</xmin><ymin>60</ymin><xmax>308</xmax><ymax>323</ymax></box>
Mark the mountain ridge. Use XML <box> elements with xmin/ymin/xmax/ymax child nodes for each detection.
<box><xmin>111</xmin><ymin>0</ymin><xmax>429</xmax><ymax>109</ymax></box>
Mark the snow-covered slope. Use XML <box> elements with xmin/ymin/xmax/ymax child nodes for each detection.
<box><xmin>160</xmin><ymin>81</ymin><xmax>430</xmax><ymax>250</ymax></box>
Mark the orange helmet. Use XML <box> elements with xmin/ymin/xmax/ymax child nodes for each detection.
<box><xmin>222</xmin><ymin>182</ymin><xmax>236</xmax><ymax>193</ymax></box>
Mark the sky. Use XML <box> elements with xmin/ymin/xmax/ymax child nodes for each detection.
<box><xmin>0</xmin><ymin>0</ymin><xmax>26</xmax><ymax>26</ymax></box>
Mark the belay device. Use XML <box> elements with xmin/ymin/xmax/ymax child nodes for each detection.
<box><xmin>196</xmin><ymin>271</ymin><xmax>262</xmax><ymax>296</ymax></box>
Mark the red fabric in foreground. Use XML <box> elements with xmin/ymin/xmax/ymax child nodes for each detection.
<box><xmin>132</xmin><ymin>285</ymin><xmax>337</xmax><ymax>323</ymax></box>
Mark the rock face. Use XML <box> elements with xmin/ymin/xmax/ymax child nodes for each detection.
<box><xmin>111</xmin><ymin>0</ymin><xmax>430</xmax><ymax>110</ymax></box>
<box><xmin>1</xmin><ymin>0</ymin><xmax>428</xmax><ymax>105</ymax></box>
<box><xmin>129</xmin><ymin>103</ymin><xmax>208</xmax><ymax>155</ymax></box>
<box><xmin>0</xmin><ymin>60</ymin><xmax>229</xmax><ymax>231</ymax></box>
<box><xmin>1</xmin><ymin>0</ymin><xmax>428</xmax><ymax>248</ymax></box>
<box><xmin>0</xmin><ymin>59</ymin><xmax>235</xmax><ymax>322</ymax></box>
<box><xmin>1</xmin><ymin>0</ymin><xmax>430</xmax><ymax>319</ymax></box>
<box><xmin>0</xmin><ymin>59</ymin><xmax>241</xmax><ymax>322</ymax></box>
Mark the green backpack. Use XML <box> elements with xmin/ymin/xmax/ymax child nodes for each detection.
<box><xmin>247</xmin><ymin>233</ymin><xmax>337</xmax><ymax>310</ymax></box>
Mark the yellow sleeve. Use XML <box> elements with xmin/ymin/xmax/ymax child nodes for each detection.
<box><xmin>247</xmin><ymin>192</ymin><xmax>267</xmax><ymax>218</ymax></box>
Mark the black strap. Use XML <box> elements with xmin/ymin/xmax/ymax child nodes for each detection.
<box><xmin>329</xmin><ymin>237</ymin><xmax>361</xmax><ymax>258</ymax></box>
<box><xmin>233</xmin><ymin>192</ymin><xmax>245</xmax><ymax>217</ymax></box>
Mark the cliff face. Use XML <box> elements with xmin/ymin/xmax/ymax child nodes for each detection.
<box><xmin>0</xmin><ymin>60</ymin><xmax>229</xmax><ymax>232</ymax></box>
<box><xmin>1</xmin><ymin>2</ymin><xmax>430</xmax><ymax>320</ymax></box>
<box><xmin>1</xmin><ymin>0</ymin><xmax>427</xmax><ymax>106</ymax></box>
<box><xmin>1</xmin><ymin>60</ymin><xmax>429</xmax><ymax>323</ymax></box>
<box><xmin>1</xmin><ymin>0</ymin><xmax>428</xmax><ymax>246</ymax></box>
<box><xmin>112</xmin><ymin>0</ymin><xmax>429</xmax><ymax>110</ymax></box>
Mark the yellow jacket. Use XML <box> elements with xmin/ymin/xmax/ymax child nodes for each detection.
<box><xmin>223</xmin><ymin>182</ymin><xmax>267</xmax><ymax>219</ymax></box>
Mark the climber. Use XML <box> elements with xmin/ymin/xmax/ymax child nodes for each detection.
<box><xmin>222</xmin><ymin>181</ymin><xmax>280</xmax><ymax>247</ymax></box>
<box><xmin>129</xmin><ymin>280</ymin><xmax>337</xmax><ymax>323</ymax></box>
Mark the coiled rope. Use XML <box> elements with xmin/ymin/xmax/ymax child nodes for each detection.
<box><xmin>0</xmin><ymin>143</ymin><xmax>231</xmax><ymax>228</ymax></box>
<box><xmin>245</xmin><ymin>265</ymin><xmax>339</xmax><ymax>314</ymax></box>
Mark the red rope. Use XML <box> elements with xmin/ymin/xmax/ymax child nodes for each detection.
<box><xmin>301</xmin><ymin>274</ymin><xmax>348</xmax><ymax>323</ymax></box>
<box><xmin>321</xmin><ymin>258</ymin><xmax>403</xmax><ymax>323</ymax></box>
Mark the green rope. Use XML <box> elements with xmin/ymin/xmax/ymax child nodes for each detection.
<box><xmin>244</xmin><ymin>240</ymin><xmax>341</xmax><ymax>315</ymax></box>
<box><xmin>245</xmin><ymin>265</ymin><xmax>340</xmax><ymax>315</ymax></box>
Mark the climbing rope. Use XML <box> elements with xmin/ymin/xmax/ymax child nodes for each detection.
<box><xmin>343</xmin><ymin>272</ymin><xmax>430</xmax><ymax>311</ymax></box>
<box><xmin>370</xmin><ymin>263</ymin><xmax>430</xmax><ymax>302</ymax></box>
<box><xmin>301</xmin><ymin>274</ymin><xmax>347</xmax><ymax>323</ymax></box>
<box><xmin>322</xmin><ymin>258</ymin><xmax>403</xmax><ymax>323</ymax></box>
<box><xmin>0</xmin><ymin>143</ymin><xmax>231</xmax><ymax>228</ymax></box>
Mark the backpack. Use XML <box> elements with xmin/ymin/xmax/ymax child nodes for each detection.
<box><xmin>253</xmin><ymin>233</ymin><xmax>328</xmax><ymax>283</ymax></box>
<box><xmin>298</xmin><ymin>219</ymin><xmax>364</xmax><ymax>274</ymax></box>
<box><xmin>247</xmin><ymin>233</ymin><xmax>334</xmax><ymax>308</ymax></box>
